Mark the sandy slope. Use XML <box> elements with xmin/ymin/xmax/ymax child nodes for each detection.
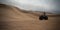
<box><xmin>0</xmin><ymin>4</ymin><xmax>60</xmax><ymax>30</ymax></box>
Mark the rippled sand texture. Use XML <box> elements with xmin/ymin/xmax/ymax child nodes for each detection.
<box><xmin>0</xmin><ymin>4</ymin><xmax>60</xmax><ymax>30</ymax></box>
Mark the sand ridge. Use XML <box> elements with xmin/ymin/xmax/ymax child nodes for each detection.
<box><xmin>0</xmin><ymin>4</ymin><xmax>60</xmax><ymax>30</ymax></box>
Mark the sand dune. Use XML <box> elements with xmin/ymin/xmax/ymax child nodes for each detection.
<box><xmin>0</xmin><ymin>4</ymin><xmax>60</xmax><ymax>30</ymax></box>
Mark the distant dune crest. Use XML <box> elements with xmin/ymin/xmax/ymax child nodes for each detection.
<box><xmin>0</xmin><ymin>4</ymin><xmax>60</xmax><ymax>18</ymax></box>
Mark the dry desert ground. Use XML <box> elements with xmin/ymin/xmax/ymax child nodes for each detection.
<box><xmin>0</xmin><ymin>4</ymin><xmax>60</xmax><ymax>30</ymax></box>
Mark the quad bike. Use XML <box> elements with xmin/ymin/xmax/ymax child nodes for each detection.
<box><xmin>39</xmin><ymin>12</ymin><xmax>48</xmax><ymax>20</ymax></box>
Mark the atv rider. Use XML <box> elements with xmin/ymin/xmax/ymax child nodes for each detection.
<box><xmin>39</xmin><ymin>12</ymin><xmax>48</xmax><ymax>20</ymax></box>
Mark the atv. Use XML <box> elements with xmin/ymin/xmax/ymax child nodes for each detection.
<box><xmin>39</xmin><ymin>12</ymin><xmax>48</xmax><ymax>20</ymax></box>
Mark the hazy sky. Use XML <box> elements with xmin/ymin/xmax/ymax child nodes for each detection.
<box><xmin>0</xmin><ymin>0</ymin><xmax>60</xmax><ymax>14</ymax></box>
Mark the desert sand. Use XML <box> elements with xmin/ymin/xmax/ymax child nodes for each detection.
<box><xmin>0</xmin><ymin>4</ymin><xmax>60</xmax><ymax>30</ymax></box>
